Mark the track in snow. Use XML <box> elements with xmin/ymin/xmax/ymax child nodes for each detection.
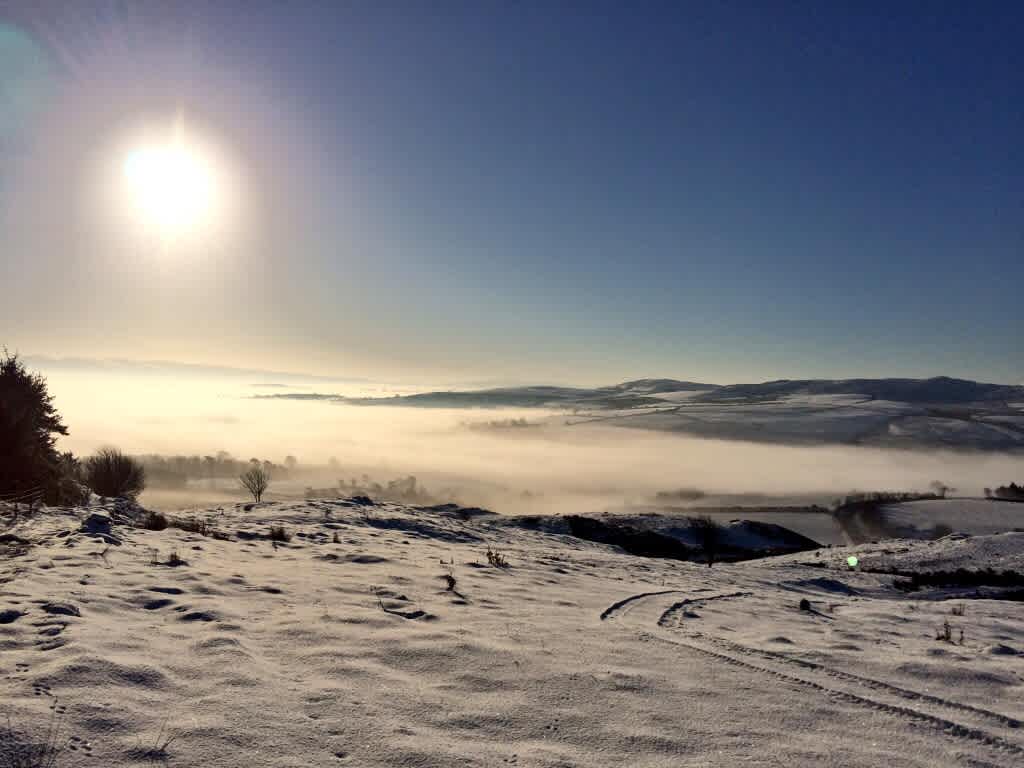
<box><xmin>601</xmin><ymin>589</ymin><xmax>1023</xmax><ymax>765</ymax></box>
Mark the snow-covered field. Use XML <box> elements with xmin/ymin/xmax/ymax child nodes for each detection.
<box><xmin>883</xmin><ymin>499</ymin><xmax>1024</xmax><ymax>540</ymax></box>
<box><xmin>775</xmin><ymin>529</ymin><xmax>1024</xmax><ymax>574</ymax></box>
<box><xmin>595</xmin><ymin>394</ymin><xmax>1024</xmax><ymax>450</ymax></box>
<box><xmin>2</xmin><ymin>500</ymin><xmax>1023</xmax><ymax>767</ymax></box>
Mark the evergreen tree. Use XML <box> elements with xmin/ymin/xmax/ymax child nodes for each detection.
<box><xmin>0</xmin><ymin>351</ymin><xmax>69</xmax><ymax>500</ymax></box>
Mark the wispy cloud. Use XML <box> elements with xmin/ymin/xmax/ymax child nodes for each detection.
<box><xmin>24</xmin><ymin>355</ymin><xmax>371</xmax><ymax>386</ymax></box>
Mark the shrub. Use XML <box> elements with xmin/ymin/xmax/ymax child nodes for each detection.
<box><xmin>43</xmin><ymin>455</ymin><xmax>90</xmax><ymax>506</ymax></box>
<box><xmin>44</xmin><ymin>479</ymin><xmax>90</xmax><ymax>507</ymax></box>
<box><xmin>150</xmin><ymin>548</ymin><xmax>187</xmax><ymax>567</ymax></box>
<box><xmin>485</xmin><ymin>547</ymin><xmax>509</xmax><ymax>568</ymax></box>
<box><xmin>171</xmin><ymin>517</ymin><xmax>212</xmax><ymax>536</ymax></box>
<box><xmin>239</xmin><ymin>466</ymin><xmax>270</xmax><ymax>503</ymax></box>
<box><xmin>165</xmin><ymin>550</ymin><xmax>186</xmax><ymax>567</ymax></box>
<box><xmin>141</xmin><ymin>511</ymin><xmax>169</xmax><ymax>531</ymax></box>
<box><xmin>84</xmin><ymin>448</ymin><xmax>146</xmax><ymax>498</ymax></box>
<box><xmin>268</xmin><ymin>525</ymin><xmax>291</xmax><ymax>542</ymax></box>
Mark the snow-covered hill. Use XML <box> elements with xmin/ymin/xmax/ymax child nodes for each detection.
<box><xmin>2</xmin><ymin>499</ymin><xmax>1023</xmax><ymax>767</ymax></box>
<box><xmin>258</xmin><ymin>376</ymin><xmax>1024</xmax><ymax>450</ymax></box>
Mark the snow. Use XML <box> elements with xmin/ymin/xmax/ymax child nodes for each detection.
<box><xmin>774</xmin><ymin>529</ymin><xmax>1024</xmax><ymax>574</ymax></box>
<box><xmin>2</xmin><ymin>499</ymin><xmax>1023</xmax><ymax>767</ymax></box>
<box><xmin>883</xmin><ymin>499</ymin><xmax>1024</xmax><ymax>539</ymax></box>
<box><xmin>645</xmin><ymin>389</ymin><xmax>715</xmax><ymax>403</ymax></box>
<box><xmin>595</xmin><ymin>395</ymin><xmax>1024</xmax><ymax>450</ymax></box>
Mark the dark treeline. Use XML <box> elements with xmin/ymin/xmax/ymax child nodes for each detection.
<box><xmin>136</xmin><ymin>453</ymin><xmax>293</xmax><ymax>489</ymax></box>
<box><xmin>305</xmin><ymin>475</ymin><xmax>437</xmax><ymax>506</ymax></box>
<box><xmin>833</xmin><ymin>490</ymin><xmax>945</xmax><ymax>511</ymax></box>
<box><xmin>988</xmin><ymin>483</ymin><xmax>1024</xmax><ymax>501</ymax></box>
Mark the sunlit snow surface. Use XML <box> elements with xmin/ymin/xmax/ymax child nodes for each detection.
<box><xmin>2</xmin><ymin>499</ymin><xmax>1022</xmax><ymax>767</ymax></box>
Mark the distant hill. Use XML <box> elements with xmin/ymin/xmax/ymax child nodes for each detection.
<box><xmin>254</xmin><ymin>376</ymin><xmax>1024</xmax><ymax>450</ymax></box>
<box><xmin>257</xmin><ymin>376</ymin><xmax>1022</xmax><ymax>409</ymax></box>
<box><xmin>315</xmin><ymin>379</ymin><xmax>719</xmax><ymax>408</ymax></box>
<box><xmin>696</xmin><ymin>377</ymin><xmax>1024</xmax><ymax>405</ymax></box>
<box><xmin>598</xmin><ymin>379</ymin><xmax>716</xmax><ymax>395</ymax></box>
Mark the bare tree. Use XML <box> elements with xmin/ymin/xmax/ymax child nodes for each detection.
<box><xmin>239</xmin><ymin>466</ymin><xmax>270</xmax><ymax>503</ymax></box>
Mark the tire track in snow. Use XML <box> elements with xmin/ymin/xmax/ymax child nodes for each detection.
<box><xmin>599</xmin><ymin>590</ymin><xmax>685</xmax><ymax>621</ymax></box>
<box><xmin>654</xmin><ymin>592</ymin><xmax>753</xmax><ymax>626</ymax></box>
<box><xmin>599</xmin><ymin>588</ymin><xmax>738</xmax><ymax>622</ymax></box>
<box><xmin>643</xmin><ymin>631</ymin><xmax>1024</xmax><ymax>763</ymax></box>
<box><xmin>688</xmin><ymin>630</ymin><xmax>1021</xmax><ymax>732</ymax></box>
<box><xmin>603</xmin><ymin>589</ymin><xmax>1023</xmax><ymax>762</ymax></box>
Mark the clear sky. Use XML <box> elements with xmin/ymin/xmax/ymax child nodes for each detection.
<box><xmin>1</xmin><ymin>2</ymin><xmax>1021</xmax><ymax>386</ymax></box>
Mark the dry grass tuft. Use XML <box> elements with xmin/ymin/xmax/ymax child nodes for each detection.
<box><xmin>485</xmin><ymin>547</ymin><xmax>509</xmax><ymax>568</ymax></box>
<box><xmin>0</xmin><ymin>710</ymin><xmax>67</xmax><ymax>768</ymax></box>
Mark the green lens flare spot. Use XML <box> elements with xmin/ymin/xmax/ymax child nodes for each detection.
<box><xmin>847</xmin><ymin>556</ymin><xmax>859</xmax><ymax>568</ymax></box>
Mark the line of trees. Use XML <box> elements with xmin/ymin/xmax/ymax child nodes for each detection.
<box><xmin>305</xmin><ymin>475</ymin><xmax>437</xmax><ymax>505</ymax></box>
<box><xmin>986</xmin><ymin>483</ymin><xmax>1024</xmax><ymax>501</ymax></box>
<box><xmin>135</xmin><ymin>453</ymin><xmax>293</xmax><ymax>489</ymax></box>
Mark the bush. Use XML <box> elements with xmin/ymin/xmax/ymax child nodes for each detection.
<box><xmin>165</xmin><ymin>550</ymin><xmax>187</xmax><ymax>567</ymax></box>
<box><xmin>141</xmin><ymin>511</ymin><xmax>169</xmax><ymax>531</ymax></box>
<box><xmin>268</xmin><ymin>525</ymin><xmax>291</xmax><ymax>542</ymax></box>
<box><xmin>43</xmin><ymin>453</ymin><xmax>90</xmax><ymax>506</ymax></box>
<box><xmin>485</xmin><ymin>547</ymin><xmax>509</xmax><ymax>568</ymax></box>
<box><xmin>171</xmin><ymin>517</ymin><xmax>213</xmax><ymax>536</ymax></box>
<box><xmin>84</xmin><ymin>448</ymin><xmax>146</xmax><ymax>498</ymax></box>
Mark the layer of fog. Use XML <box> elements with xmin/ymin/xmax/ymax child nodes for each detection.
<box><xmin>45</xmin><ymin>367</ymin><xmax>1023</xmax><ymax>516</ymax></box>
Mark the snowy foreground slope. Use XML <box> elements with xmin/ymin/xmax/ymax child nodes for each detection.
<box><xmin>2</xmin><ymin>500</ymin><xmax>1023</xmax><ymax>767</ymax></box>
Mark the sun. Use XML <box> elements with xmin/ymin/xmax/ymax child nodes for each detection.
<box><xmin>122</xmin><ymin>127</ymin><xmax>218</xmax><ymax>238</ymax></box>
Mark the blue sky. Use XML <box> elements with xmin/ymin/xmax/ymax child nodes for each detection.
<box><xmin>1</xmin><ymin>2</ymin><xmax>1021</xmax><ymax>385</ymax></box>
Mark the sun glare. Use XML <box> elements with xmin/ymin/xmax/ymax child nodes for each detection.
<box><xmin>122</xmin><ymin>132</ymin><xmax>218</xmax><ymax>238</ymax></box>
